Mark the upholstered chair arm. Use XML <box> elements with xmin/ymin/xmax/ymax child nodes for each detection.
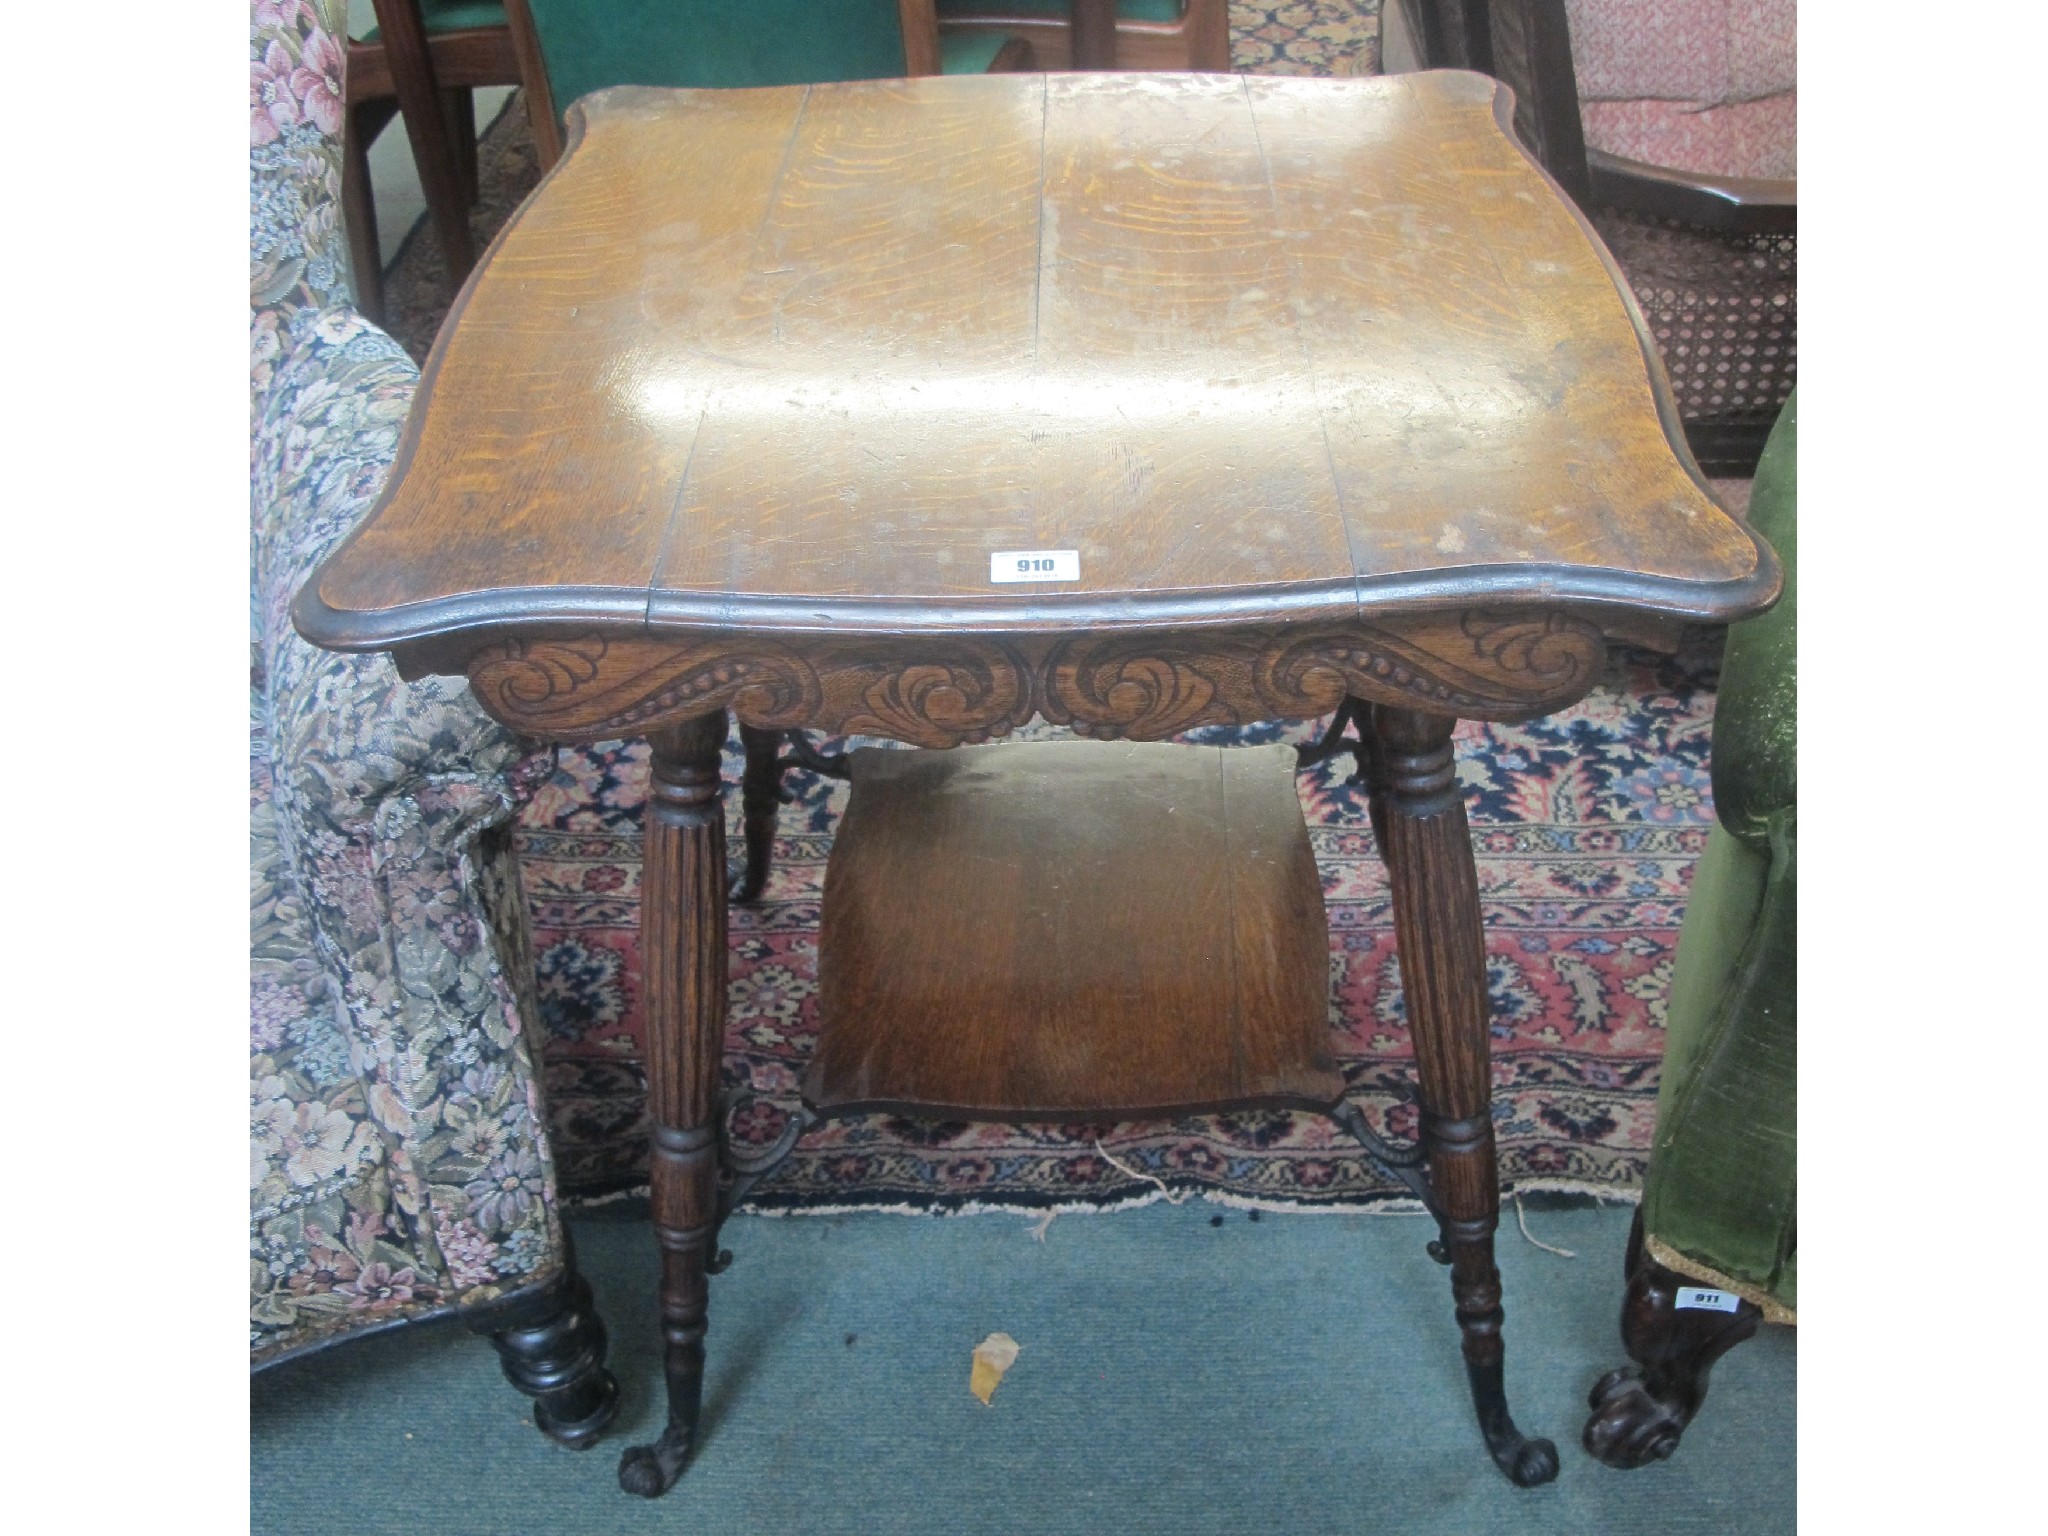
<box><xmin>250</xmin><ymin>0</ymin><xmax>359</xmax><ymax>337</ymax></box>
<box><xmin>252</xmin><ymin>298</ymin><xmax>565</xmax><ymax>1324</ymax></box>
<box><xmin>1637</xmin><ymin>391</ymin><xmax>1798</xmax><ymax>1315</ymax></box>
<box><xmin>1708</xmin><ymin>392</ymin><xmax>1796</xmax><ymax>849</ymax></box>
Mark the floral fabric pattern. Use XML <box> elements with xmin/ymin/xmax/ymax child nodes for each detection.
<box><xmin>1229</xmin><ymin>1</ymin><xmax>1382</xmax><ymax>78</ymax></box>
<box><xmin>250</xmin><ymin>0</ymin><xmax>568</xmax><ymax>1364</ymax></box>
<box><xmin>250</xmin><ymin>0</ymin><xmax>356</xmax><ymax>376</ymax></box>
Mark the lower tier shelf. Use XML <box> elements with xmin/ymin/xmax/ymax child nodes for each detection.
<box><xmin>806</xmin><ymin>738</ymin><xmax>1345</xmax><ymax>1120</ymax></box>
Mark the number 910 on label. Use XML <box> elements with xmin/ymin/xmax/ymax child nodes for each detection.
<box><xmin>989</xmin><ymin>549</ymin><xmax>1080</xmax><ymax>583</ymax></box>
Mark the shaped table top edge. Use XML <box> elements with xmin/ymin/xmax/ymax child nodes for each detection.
<box><xmin>292</xmin><ymin>554</ymin><xmax>1778</xmax><ymax>669</ymax></box>
<box><xmin>292</xmin><ymin>70</ymin><xmax>1782</xmax><ymax>673</ymax></box>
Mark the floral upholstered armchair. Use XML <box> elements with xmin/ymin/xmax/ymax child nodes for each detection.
<box><xmin>249</xmin><ymin>0</ymin><xmax>616</xmax><ymax>1443</ymax></box>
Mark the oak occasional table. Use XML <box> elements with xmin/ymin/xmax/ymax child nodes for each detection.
<box><xmin>297</xmin><ymin>70</ymin><xmax>1779</xmax><ymax>1497</ymax></box>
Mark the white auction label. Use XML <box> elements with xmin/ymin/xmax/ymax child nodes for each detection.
<box><xmin>1674</xmin><ymin>1287</ymin><xmax>1741</xmax><ymax>1313</ymax></box>
<box><xmin>990</xmin><ymin>549</ymin><xmax>1080</xmax><ymax>583</ymax></box>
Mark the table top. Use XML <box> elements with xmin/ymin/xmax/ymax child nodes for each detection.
<box><xmin>297</xmin><ymin>70</ymin><xmax>1776</xmax><ymax>665</ymax></box>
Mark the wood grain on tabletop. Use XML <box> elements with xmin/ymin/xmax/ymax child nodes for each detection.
<box><xmin>307</xmin><ymin>70</ymin><xmax>1764</xmax><ymax>636</ymax></box>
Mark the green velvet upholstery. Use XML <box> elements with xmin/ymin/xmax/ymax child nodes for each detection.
<box><xmin>936</xmin><ymin>0</ymin><xmax>1185</xmax><ymax>20</ymax></box>
<box><xmin>358</xmin><ymin>0</ymin><xmax>508</xmax><ymax>44</ymax></box>
<box><xmin>1710</xmin><ymin>396</ymin><xmax>1797</xmax><ymax>852</ymax></box>
<box><xmin>523</xmin><ymin>0</ymin><xmax>1008</xmax><ymax>119</ymax></box>
<box><xmin>1639</xmin><ymin>392</ymin><xmax>1797</xmax><ymax>1316</ymax></box>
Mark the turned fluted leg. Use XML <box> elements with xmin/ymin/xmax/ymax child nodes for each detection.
<box><xmin>618</xmin><ymin>712</ymin><xmax>731</xmax><ymax>1498</ymax></box>
<box><xmin>1584</xmin><ymin>1209</ymin><xmax>1763</xmax><ymax>1467</ymax></box>
<box><xmin>1372</xmin><ymin>705</ymin><xmax>1559</xmax><ymax>1488</ymax></box>
<box><xmin>734</xmin><ymin>724</ymin><xmax>783</xmax><ymax>903</ymax></box>
<box><xmin>474</xmin><ymin>1239</ymin><xmax>620</xmax><ymax>1448</ymax></box>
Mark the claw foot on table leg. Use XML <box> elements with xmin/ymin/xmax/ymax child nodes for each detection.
<box><xmin>618</xmin><ymin>1420</ymin><xmax>695</xmax><ymax>1498</ymax></box>
<box><xmin>1468</xmin><ymin>1352</ymin><xmax>1561</xmax><ymax>1486</ymax></box>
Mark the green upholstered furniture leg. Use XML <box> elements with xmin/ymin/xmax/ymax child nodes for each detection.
<box><xmin>1584</xmin><ymin>392</ymin><xmax>1796</xmax><ymax>1469</ymax></box>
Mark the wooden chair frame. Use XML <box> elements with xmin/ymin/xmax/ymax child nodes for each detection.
<box><xmin>343</xmin><ymin>1</ymin><xmax>522</xmax><ymax>322</ymax></box>
<box><xmin>1394</xmin><ymin>0</ymin><xmax>1794</xmax><ymax>232</ymax></box>
<box><xmin>506</xmin><ymin>0</ymin><xmax>1031</xmax><ymax>171</ymax></box>
<box><xmin>1396</xmin><ymin>0</ymin><xmax>1795</xmax><ymax>474</ymax></box>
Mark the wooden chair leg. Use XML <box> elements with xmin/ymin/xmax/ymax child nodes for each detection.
<box><xmin>1185</xmin><ymin>0</ymin><xmax>1233</xmax><ymax>70</ymax></box>
<box><xmin>618</xmin><ymin>712</ymin><xmax>731</xmax><ymax>1499</ymax></box>
<box><xmin>1371</xmin><ymin>705</ymin><xmax>1560</xmax><ymax>1488</ymax></box>
<box><xmin>1072</xmin><ymin>0</ymin><xmax>1117</xmax><ymax>67</ymax></box>
<box><xmin>444</xmin><ymin>87</ymin><xmax>480</xmax><ymax>205</ymax></box>
<box><xmin>505</xmin><ymin>0</ymin><xmax>566</xmax><ymax>171</ymax></box>
<box><xmin>368</xmin><ymin>0</ymin><xmax>476</xmax><ymax>282</ymax></box>
<box><xmin>471</xmin><ymin>1232</ymin><xmax>620</xmax><ymax>1448</ymax></box>
<box><xmin>342</xmin><ymin>101</ymin><xmax>385</xmax><ymax>323</ymax></box>
<box><xmin>733</xmin><ymin>724</ymin><xmax>784</xmax><ymax>904</ymax></box>
<box><xmin>1584</xmin><ymin>1208</ymin><xmax>1764</xmax><ymax>1467</ymax></box>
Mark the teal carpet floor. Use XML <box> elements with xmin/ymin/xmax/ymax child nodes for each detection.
<box><xmin>252</xmin><ymin>1199</ymin><xmax>1794</xmax><ymax>1534</ymax></box>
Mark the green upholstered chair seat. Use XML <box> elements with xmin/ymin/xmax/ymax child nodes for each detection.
<box><xmin>524</xmin><ymin>0</ymin><xmax>1011</xmax><ymax>116</ymax></box>
<box><xmin>1640</xmin><ymin>392</ymin><xmax>1796</xmax><ymax>1319</ymax></box>
<box><xmin>936</xmin><ymin>0</ymin><xmax>1185</xmax><ymax>20</ymax></box>
<box><xmin>940</xmin><ymin>32</ymin><xmax>1015</xmax><ymax>73</ymax></box>
<box><xmin>358</xmin><ymin>0</ymin><xmax>508</xmax><ymax>44</ymax></box>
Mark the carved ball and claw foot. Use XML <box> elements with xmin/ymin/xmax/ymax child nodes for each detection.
<box><xmin>618</xmin><ymin>1416</ymin><xmax>698</xmax><ymax>1499</ymax></box>
<box><xmin>474</xmin><ymin>1261</ymin><xmax>620</xmax><ymax>1449</ymax></box>
<box><xmin>1583</xmin><ymin>1211</ymin><xmax>1762</xmax><ymax>1468</ymax></box>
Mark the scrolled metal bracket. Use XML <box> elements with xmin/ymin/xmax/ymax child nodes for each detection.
<box><xmin>1294</xmin><ymin>699</ymin><xmax>1368</xmax><ymax>775</ymax></box>
<box><xmin>1328</xmin><ymin>1098</ymin><xmax>1454</xmax><ymax>1265</ymax></box>
<box><xmin>705</xmin><ymin>1093</ymin><xmax>819</xmax><ymax>1275</ymax></box>
<box><xmin>776</xmin><ymin>731</ymin><xmax>852</xmax><ymax>783</ymax></box>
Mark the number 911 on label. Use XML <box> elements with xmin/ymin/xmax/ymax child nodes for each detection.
<box><xmin>990</xmin><ymin>549</ymin><xmax>1080</xmax><ymax>583</ymax></box>
<box><xmin>1675</xmin><ymin>1287</ymin><xmax>1742</xmax><ymax>1313</ymax></box>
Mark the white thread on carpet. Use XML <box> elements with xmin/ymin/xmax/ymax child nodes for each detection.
<box><xmin>1513</xmin><ymin>1189</ymin><xmax>1577</xmax><ymax>1258</ymax></box>
<box><xmin>1094</xmin><ymin>1139</ymin><xmax>1195</xmax><ymax>1204</ymax></box>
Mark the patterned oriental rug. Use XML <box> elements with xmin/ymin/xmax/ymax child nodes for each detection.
<box><xmin>373</xmin><ymin>4</ymin><xmax>1734</xmax><ymax>1211</ymax></box>
<box><xmin>523</xmin><ymin>638</ymin><xmax>1722</xmax><ymax>1208</ymax></box>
